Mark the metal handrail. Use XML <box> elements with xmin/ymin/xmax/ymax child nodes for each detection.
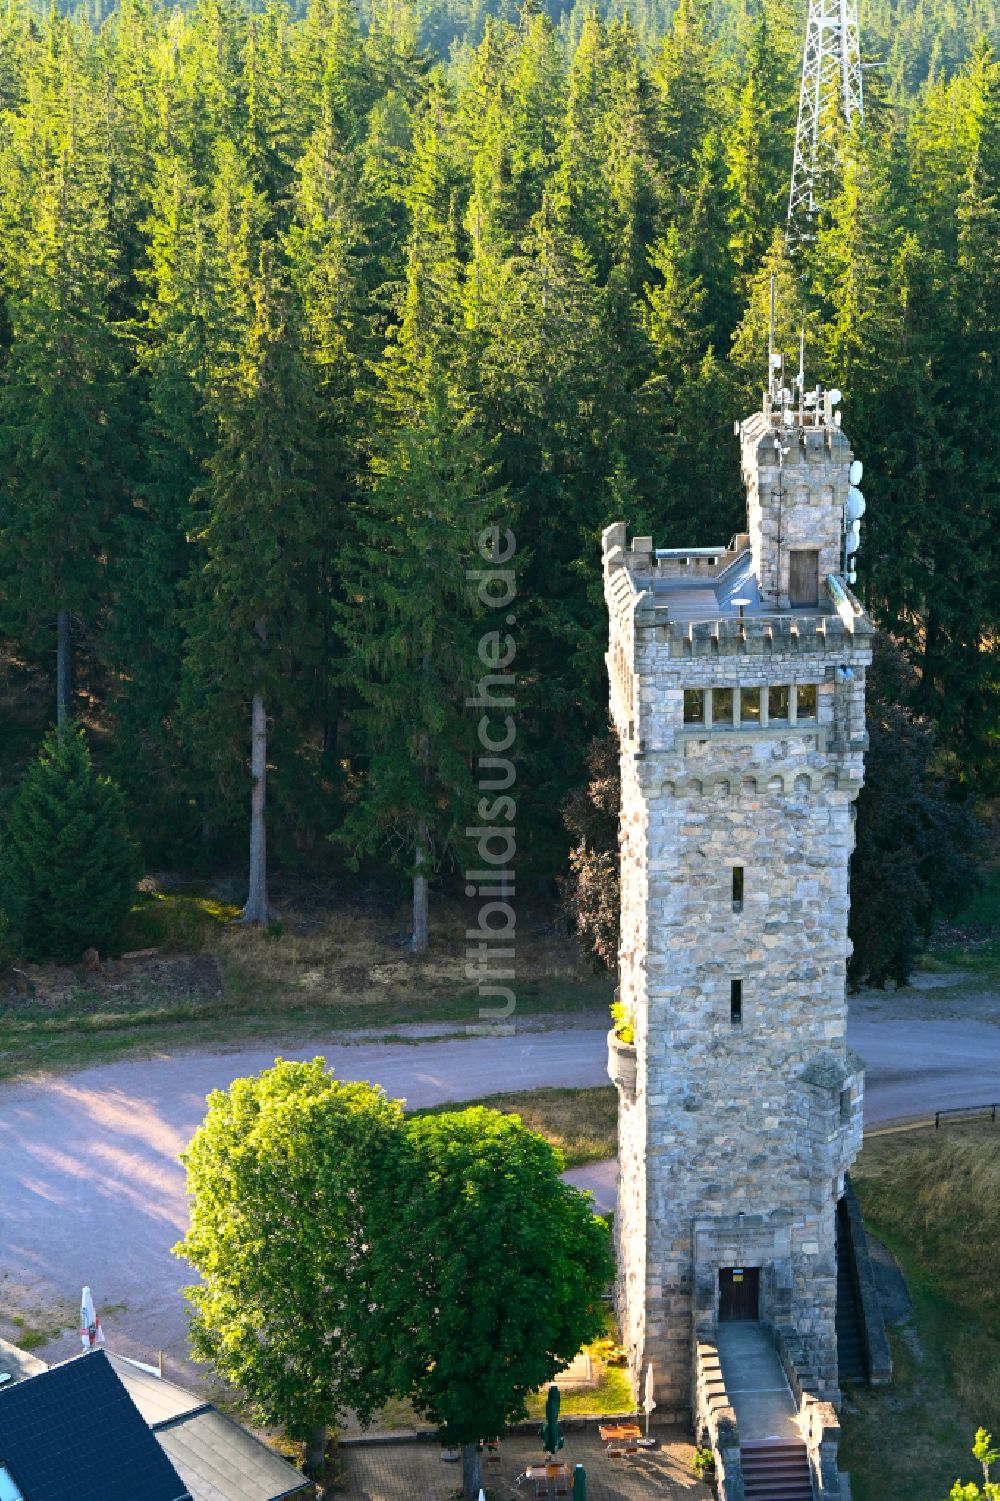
<box><xmin>934</xmin><ymin>1103</ymin><xmax>999</xmax><ymax>1128</ymax></box>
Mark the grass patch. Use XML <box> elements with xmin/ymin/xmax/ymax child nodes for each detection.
<box><xmin>408</xmin><ymin>1087</ymin><xmax>617</xmax><ymax>1168</ymax></box>
<box><xmin>525</xmin><ymin>1312</ymin><xmax>633</xmax><ymax>1420</ymax></box>
<box><xmin>928</xmin><ymin>867</ymin><xmax>1000</xmax><ymax>981</ymax></box>
<box><xmin>0</xmin><ymin>891</ymin><xmax>613</xmax><ymax>1080</ymax></box>
<box><xmin>524</xmin><ymin>1363</ymin><xmax>634</xmax><ymax>1420</ymax></box>
<box><xmin>122</xmin><ymin>891</ymin><xmax>241</xmax><ymax>952</ymax></box>
<box><xmin>8</xmin><ymin>1315</ymin><xmax>62</xmax><ymax>1351</ymax></box>
<box><xmin>0</xmin><ymin>974</ymin><xmax>612</xmax><ymax>1083</ymax></box>
<box><xmin>841</xmin><ymin>1121</ymin><xmax>1000</xmax><ymax>1500</ymax></box>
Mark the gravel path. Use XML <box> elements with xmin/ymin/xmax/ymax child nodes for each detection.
<box><xmin>0</xmin><ymin>981</ymin><xmax>995</xmax><ymax>1385</ymax></box>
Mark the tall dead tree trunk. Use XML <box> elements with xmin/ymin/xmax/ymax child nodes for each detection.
<box><xmin>56</xmin><ymin>608</ymin><xmax>73</xmax><ymax>740</ymax></box>
<box><xmin>412</xmin><ymin>816</ymin><xmax>429</xmax><ymax>954</ymax></box>
<box><xmin>240</xmin><ymin>619</ymin><xmax>271</xmax><ymax>926</ymax></box>
<box><xmin>240</xmin><ymin>689</ymin><xmax>270</xmax><ymax>924</ymax></box>
<box><xmin>411</xmin><ymin>679</ymin><xmax>432</xmax><ymax>953</ymax></box>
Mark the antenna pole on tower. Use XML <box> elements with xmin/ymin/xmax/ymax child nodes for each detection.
<box><xmin>798</xmin><ymin>327</ymin><xmax>805</xmax><ymax>426</ymax></box>
<box><xmin>787</xmin><ymin>0</ymin><xmax>864</xmax><ymax>248</ymax></box>
<box><xmin>768</xmin><ymin>273</ymin><xmax>776</xmax><ymax>404</ymax></box>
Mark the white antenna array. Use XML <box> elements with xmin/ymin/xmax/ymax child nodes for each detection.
<box><xmin>787</xmin><ymin>0</ymin><xmax>864</xmax><ymax>247</ymax></box>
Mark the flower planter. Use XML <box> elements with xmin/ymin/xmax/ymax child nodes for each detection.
<box><xmin>607</xmin><ymin>1029</ymin><xmax>637</xmax><ymax>1100</ymax></box>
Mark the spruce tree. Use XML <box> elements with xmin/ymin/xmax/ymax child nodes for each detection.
<box><xmin>181</xmin><ymin>261</ymin><xmax>327</xmax><ymax>922</ymax></box>
<box><xmin>642</xmin><ymin>225</ymin><xmax>736</xmax><ymax>541</ymax></box>
<box><xmin>337</xmin><ymin>121</ymin><xmax>505</xmax><ymax>950</ymax></box>
<box><xmin>651</xmin><ymin>0</ymin><xmax>718</xmax><ymax>212</ymax></box>
<box><xmin>2</xmin><ymin>726</ymin><xmax>140</xmax><ymax>962</ymax></box>
<box><xmin>723</xmin><ymin>0</ymin><xmax>798</xmax><ymax>288</ymax></box>
<box><xmin>0</xmin><ymin>69</ymin><xmax>127</xmax><ymax>732</ymax></box>
<box><xmin>106</xmin><ymin>155</ymin><xmax>225</xmax><ymax>854</ymax></box>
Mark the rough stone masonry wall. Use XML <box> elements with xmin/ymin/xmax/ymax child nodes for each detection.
<box><xmin>614</xmin><ymin>741</ymin><xmax>648</xmax><ymax>1376</ymax></box>
<box><xmin>606</xmin><ymin>549</ymin><xmax>871</xmax><ymax>1413</ymax></box>
<box><xmin>742</xmin><ymin>415</ymin><xmax>854</xmax><ymax>609</ymax></box>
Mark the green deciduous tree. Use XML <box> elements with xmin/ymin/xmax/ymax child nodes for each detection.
<box><xmin>1</xmin><ymin>725</ymin><xmax>140</xmax><ymax>962</ymax></box>
<box><xmin>561</xmin><ymin>732</ymin><xmax>620</xmax><ymax>971</ymax></box>
<box><xmin>176</xmin><ymin>1061</ymin><xmax>611</xmax><ymax>1493</ymax></box>
<box><xmin>175</xmin><ymin>1059</ymin><xmax>405</xmax><ymax>1478</ymax></box>
<box><xmin>947</xmin><ymin>1427</ymin><xmax>1000</xmax><ymax>1500</ymax></box>
<box><xmin>381</xmin><ymin>1107</ymin><xmax>612</xmax><ymax>1499</ymax></box>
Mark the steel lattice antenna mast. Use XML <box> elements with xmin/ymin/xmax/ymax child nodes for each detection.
<box><xmin>787</xmin><ymin>0</ymin><xmax>864</xmax><ymax>246</ymax></box>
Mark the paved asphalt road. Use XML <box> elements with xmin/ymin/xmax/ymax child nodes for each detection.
<box><xmin>1</xmin><ymin>1012</ymin><xmax>998</xmax><ymax>1381</ymax></box>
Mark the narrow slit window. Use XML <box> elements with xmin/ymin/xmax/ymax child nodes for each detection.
<box><xmin>797</xmin><ymin>683</ymin><xmax>818</xmax><ymax>721</ymax></box>
<box><xmin>732</xmin><ymin>866</ymin><xmax>744</xmax><ymax>912</ymax></box>
<box><xmin>840</xmin><ymin>1088</ymin><xmax>852</xmax><ymax>1124</ymax></box>
<box><xmin>730</xmin><ymin>979</ymin><xmax>743</xmax><ymax>1026</ymax></box>
<box><xmin>740</xmin><ymin>688</ymin><xmax>761</xmax><ymax>725</ymax></box>
<box><xmin>684</xmin><ymin>688</ymin><xmax>705</xmax><ymax>725</ymax></box>
<box><xmin>768</xmin><ymin>685</ymin><xmax>790</xmax><ymax>722</ymax></box>
<box><xmin>713</xmin><ymin>687</ymin><xmax>734</xmax><ymax>726</ymax></box>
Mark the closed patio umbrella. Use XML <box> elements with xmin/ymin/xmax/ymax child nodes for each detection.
<box><xmin>573</xmin><ymin>1463</ymin><xmax>586</xmax><ymax>1500</ymax></box>
<box><xmin>79</xmin><ymin>1287</ymin><xmax>104</xmax><ymax>1351</ymax></box>
<box><xmin>539</xmin><ymin>1385</ymin><xmax>563</xmax><ymax>1457</ymax></box>
<box><xmin>643</xmin><ymin>1363</ymin><xmax>656</xmax><ymax>1436</ymax></box>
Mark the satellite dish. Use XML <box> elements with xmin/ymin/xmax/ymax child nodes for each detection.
<box><xmin>846</xmin><ymin>520</ymin><xmax>861</xmax><ymax>555</ymax></box>
<box><xmin>850</xmin><ymin>459</ymin><xmax>864</xmax><ymax>485</ymax></box>
<box><xmin>829</xmin><ymin>388</ymin><xmax>843</xmax><ymax>405</ymax></box>
<box><xmin>846</xmin><ymin>486</ymin><xmax>866</xmax><ymax>523</ymax></box>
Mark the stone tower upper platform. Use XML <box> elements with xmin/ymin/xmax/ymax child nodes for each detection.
<box><xmin>603</xmin><ymin>392</ymin><xmax>868</xmax><ymax>656</ymax></box>
<box><xmin>602</xmin><ymin>397</ymin><xmax>873</xmax><ymax>759</ymax></box>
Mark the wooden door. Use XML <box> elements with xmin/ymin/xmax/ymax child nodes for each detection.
<box><xmin>719</xmin><ymin>1266</ymin><xmax>760</xmax><ymax>1322</ymax></box>
<box><xmin>789</xmin><ymin>549</ymin><xmax>820</xmax><ymax>607</ymax></box>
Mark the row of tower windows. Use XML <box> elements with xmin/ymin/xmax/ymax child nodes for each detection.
<box><xmin>731</xmin><ymin>863</ymin><xmax>745</xmax><ymax>1024</ymax></box>
<box><xmin>683</xmin><ymin>683</ymin><xmax>818</xmax><ymax>728</ymax></box>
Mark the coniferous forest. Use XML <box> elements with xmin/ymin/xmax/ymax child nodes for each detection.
<box><xmin>0</xmin><ymin>0</ymin><xmax>997</xmax><ymax>931</ymax></box>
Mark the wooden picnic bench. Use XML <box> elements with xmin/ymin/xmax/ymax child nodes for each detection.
<box><xmin>598</xmin><ymin>1423</ymin><xmax>641</xmax><ymax>1460</ymax></box>
<box><xmin>524</xmin><ymin>1462</ymin><xmax>571</xmax><ymax>1497</ymax></box>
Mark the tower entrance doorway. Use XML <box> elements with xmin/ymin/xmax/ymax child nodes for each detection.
<box><xmin>789</xmin><ymin>549</ymin><xmax>820</xmax><ymax>606</ymax></box>
<box><xmin>719</xmin><ymin>1267</ymin><xmax>760</xmax><ymax>1322</ymax></box>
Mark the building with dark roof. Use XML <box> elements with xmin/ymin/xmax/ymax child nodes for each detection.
<box><xmin>0</xmin><ymin>1349</ymin><xmax>310</xmax><ymax>1501</ymax></box>
<box><xmin>0</xmin><ymin>1350</ymin><xmax>190</xmax><ymax>1501</ymax></box>
<box><xmin>107</xmin><ymin>1355</ymin><xmax>311</xmax><ymax>1501</ymax></box>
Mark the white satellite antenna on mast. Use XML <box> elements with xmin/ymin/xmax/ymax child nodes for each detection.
<box><xmin>787</xmin><ymin>0</ymin><xmax>865</xmax><ymax>247</ymax></box>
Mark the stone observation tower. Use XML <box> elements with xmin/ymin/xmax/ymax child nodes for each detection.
<box><xmin>602</xmin><ymin>369</ymin><xmax>872</xmax><ymax>1429</ymax></box>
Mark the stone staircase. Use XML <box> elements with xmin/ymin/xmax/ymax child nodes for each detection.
<box><xmin>836</xmin><ymin>1197</ymin><xmax>867</xmax><ymax>1383</ymax></box>
<box><xmin>741</xmin><ymin>1438</ymin><xmax>814</xmax><ymax>1501</ymax></box>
